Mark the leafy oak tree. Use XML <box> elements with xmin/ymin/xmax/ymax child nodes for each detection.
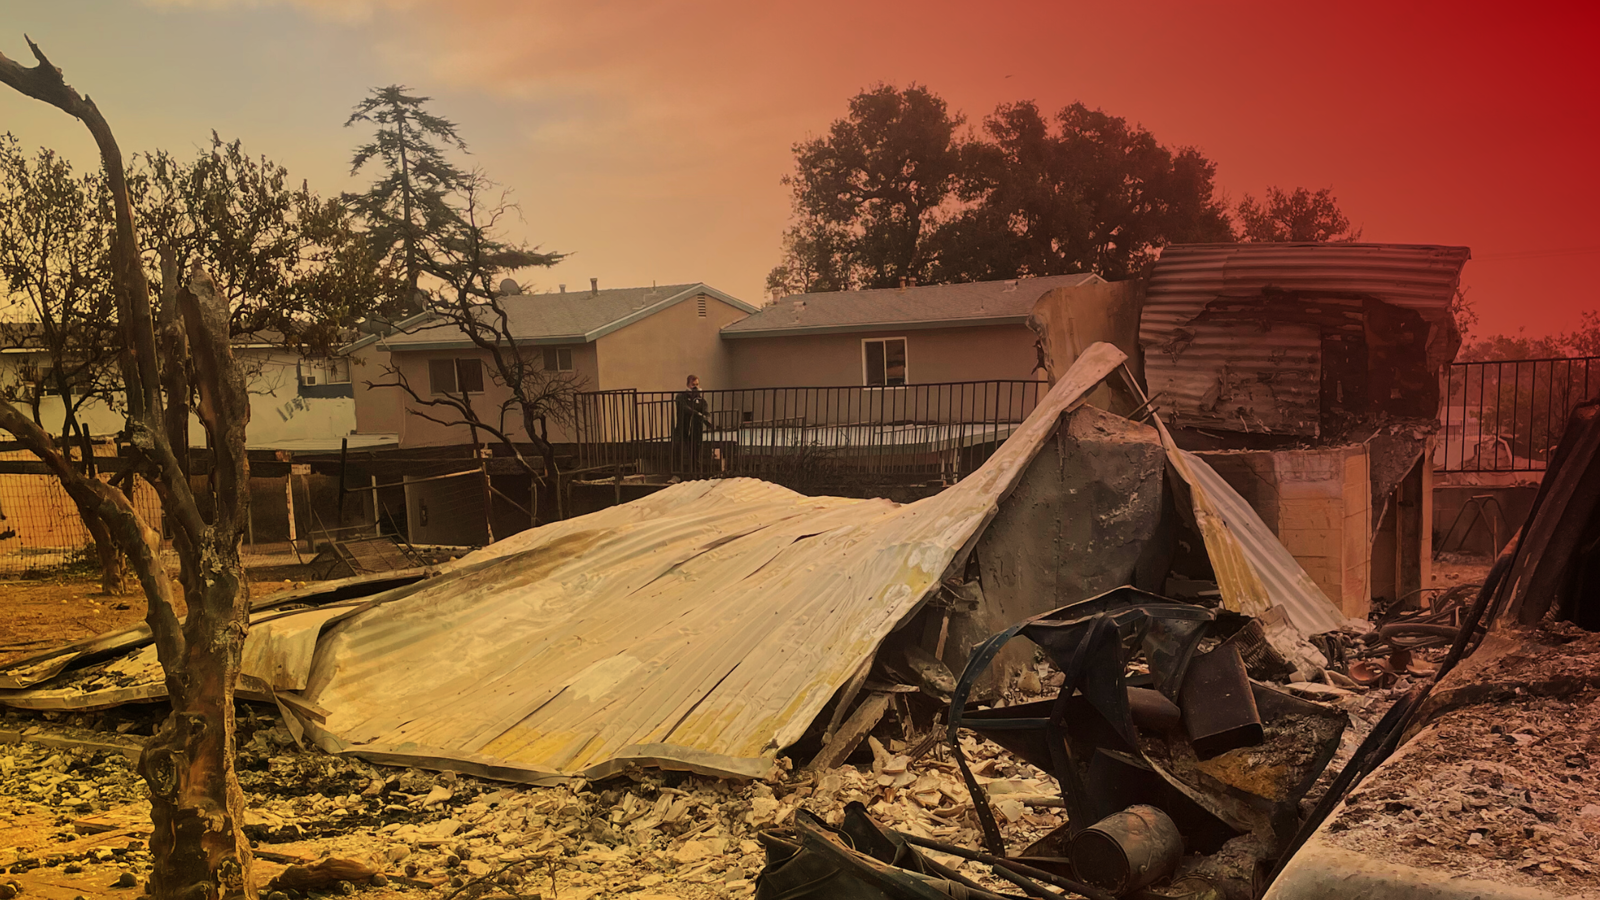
<box><xmin>933</xmin><ymin>100</ymin><xmax>1234</xmax><ymax>282</ymax></box>
<box><xmin>768</xmin><ymin>86</ymin><xmax>1235</xmax><ymax>295</ymax></box>
<box><xmin>767</xmin><ymin>84</ymin><xmax>966</xmax><ymax>295</ymax></box>
<box><xmin>1235</xmin><ymin>186</ymin><xmax>1361</xmax><ymax>242</ymax></box>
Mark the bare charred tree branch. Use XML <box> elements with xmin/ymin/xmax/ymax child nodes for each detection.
<box><xmin>1</xmin><ymin>37</ymin><xmax>256</xmax><ymax>898</ymax></box>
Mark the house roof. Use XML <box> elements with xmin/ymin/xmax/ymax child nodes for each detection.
<box><xmin>720</xmin><ymin>273</ymin><xmax>1105</xmax><ymax>339</ymax></box>
<box><xmin>343</xmin><ymin>283</ymin><xmax>757</xmax><ymax>354</ymax></box>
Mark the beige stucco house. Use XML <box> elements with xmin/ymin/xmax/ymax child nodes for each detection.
<box><xmin>345</xmin><ymin>281</ymin><xmax>756</xmax><ymax>450</ymax></box>
<box><xmin>720</xmin><ymin>273</ymin><xmax>1104</xmax><ymax>388</ymax></box>
<box><xmin>339</xmin><ymin>281</ymin><xmax>755</xmax><ymax>545</ymax></box>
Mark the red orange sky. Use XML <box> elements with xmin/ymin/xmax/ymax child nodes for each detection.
<box><xmin>3</xmin><ymin>1</ymin><xmax>1597</xmax><ymax>341</ymax></box>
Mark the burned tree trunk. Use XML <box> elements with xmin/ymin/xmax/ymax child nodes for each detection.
<box><xmin>83</xmin><ymin>508</ymin><xmax>127</xmax><ymax>595</ymax></box>
<box><xmin>0</xmin><ymin>38</ymin><xmax>257</xmax><ymax>897</ymax></box>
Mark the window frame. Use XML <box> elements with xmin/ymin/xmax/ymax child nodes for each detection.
<box><xmin>542</xmin><ymin>346</ymin><xmax>576</xmax><ymax>372</ymax></box>
<box><xmin>861</xmin><ymin>336</ymin><xmax>909</xmax><ymax>388</ymax></box>
<box><xmin>298</xmin><ymin>356</ymin><xmax>352</xmax><ymax>387</ymax></box>
<box><xmin>428</xmin><ymin>357</ymin><xmax>485</xmax><ymax>395</ymax></box>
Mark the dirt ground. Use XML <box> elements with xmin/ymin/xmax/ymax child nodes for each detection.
<box><xmin>1431</xmin><ymin>551</ymin><xmax>1494</xmax><ymax>586</ymax></box>
<box><xmin>0</xmin><ymin>574</ymin><xmax>300</xmax><ymax>668</ymax></box>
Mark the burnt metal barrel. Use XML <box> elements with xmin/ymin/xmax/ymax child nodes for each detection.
<box><xmin>1070</xmin><ymin>804</ymin><xmax>1184</xmax><ymax>894</ymax></box>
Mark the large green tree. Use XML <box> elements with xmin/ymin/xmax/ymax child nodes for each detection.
<box><xmin>1235</xmin><ymin>186</ymin><xmax>1360</xmax><ymax>242</ymax></box>
<box><xmin>767</xmin><ymin>84</ymin><xmax>966</xmax><ymax>295</ymax></box>
<box><xmin>344</xmin><ymin>85</ymin><xmax>467</xmax><ymax>303</ymax></box>
<box><xmin>933</xmin><ymin>100</ymin><xmax>1234</xmax><ymax>282</ymax></box>
<box><xmin>768</xmin><ymin>87</ymin><xmax>1235</xmax><ymax>295</ymax></box>
<box><xmin>137</xmin><ymin>134</ymin><xmax>390</xmax><ymax>351</ymax></box>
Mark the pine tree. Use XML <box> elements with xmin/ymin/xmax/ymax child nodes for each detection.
<box><xmin>345</xmin><ymin>85</ymin><xmax>467</xmax><ymax>304</ymax></box>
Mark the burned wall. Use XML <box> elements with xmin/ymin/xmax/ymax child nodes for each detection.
<box><xmin>1146</xmin><ymin>291</ymin><xmax>1449</xmax><ymax>442</ymax></box>
<box><xmin>960</xmin><ymin>405</ymin><xmax>1173</xmax><ymax>688</ymax></box>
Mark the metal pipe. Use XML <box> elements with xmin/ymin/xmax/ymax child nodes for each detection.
<box><xmin>892</xmin><ymin>831</ymin><xmax>1118</xmax><ymax>900</ymax></box>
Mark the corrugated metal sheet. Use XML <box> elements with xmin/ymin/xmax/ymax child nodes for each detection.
<box><xmin>1142</xmin><ymin>243</ymin><xmax>1470</xmax><ymax>338</ymax></box>
<box><xmin>1151</xmin><ymin>324</ymin><xmax>1323</xmax><ymax>435</ymax></box>
<box><xmin>1156</xmin><ymin>418</ymin><xmax>1359</xmax><ymax>666</ymax></box>
<box><xmin>276</xmin><ymin>342</ymin><xmax>1132</xmax><ymax>783</ymax></box>
<box><xmin>1140</xmin><ymin>243</ymin><xmax>1470</xmax><ymax>436</ymax></box>
<box><xmin>0</xmin><ymin>602</ymin><xmax>368</xmax><ymax>711</ymax></box>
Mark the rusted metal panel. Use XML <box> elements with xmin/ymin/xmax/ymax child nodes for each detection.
<box><xmin>1140</xmin><ymin>243</ymin><xmax>1470</xmax><ymax>436</ymax></box>
<box><xmin>1142</xmin><ymin>243</ymin><xmax>1470</xmax><ymax>339</ymax></box>
<box><xmin>1149</xmin><ymin>324</ymin><xmax>1323</xmax><ymax>435</ymax></box>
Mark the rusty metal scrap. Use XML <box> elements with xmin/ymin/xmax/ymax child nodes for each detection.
<box><xmin>949</xmin><ymin>586</ymin><xmax>1347</xmax><ymax>897</ymax></box>
<box><xmin>1140</xmin><ymin>243</ymin><xmax>1471</xmax><ymax>437</ymax></box>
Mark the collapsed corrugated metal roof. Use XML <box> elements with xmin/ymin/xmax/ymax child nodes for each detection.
<box><xmin>0</xmin><ymin>344</ymin><xmax>1131</xmax><ymax>783</ymax></box>
<box><xmin>1141</xmin><ymin>243</ymin><xmax>1471</xmax><ymax>438</ymax></box>
<box><xmin>0</xmin><ymin>340</ymin><xmax>1362</xmax><ymax>785</ymax></box>
<box><xmin>293</xmin><ymin>344</ymin><xmax>1128</xmax><ymax>782</ymax></box>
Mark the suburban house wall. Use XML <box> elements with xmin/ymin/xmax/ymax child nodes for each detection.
<box><xmin>0</xmin><ymin>345</ymin><xmax>357</xmax><ymax>449</ymax></box>
<box><xmin>724</xmin><ymin>324</ymin><xmax>1043</xmax><ymax>388</ymax></box>
<box><xmin>237</xmin><ymin>346</ymin><xmax>358</xmax><ymax>449</ymax></box>
<box><xmin>595</xmin><ymin>292</ymin><xmax>748</xmax><ymax>392</ymax></box>
<box><xmin>350</xmin><ymin>347</ymin><xmax>404</xmax><ymax>437</ymax></box>
<box><xmin>388</xmin><ymin>343</ymin><xmax>599</xmax><ymax>448</ymax></box>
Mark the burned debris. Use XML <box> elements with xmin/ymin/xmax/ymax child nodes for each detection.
<box><xmin>0</xmin><ymin>341</ymin><xmax>1380</xmax><ymax>897</ymax></box>
<box><xmin>2</xmin><ymin>268</ymin><xmax>1592</xmax><ymax>899</ymax></box>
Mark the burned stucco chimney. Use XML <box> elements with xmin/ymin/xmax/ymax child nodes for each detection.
<box><xmin>559</xmin><ymin>284</ymin><xmax>566</xmax><ymax>293</ymax></box>
<box><xmin>908</xmin><ymin>276</ymin><xmax>918</xmax><ymax>287</ymax></box>
<box><xmin>590</xmin><ymin>277</ymin><xmax>599</xmax><ymax>296</ymax></box>
<box><xmin>899</xmin><ymin>277</ymin><xmax>907</xmax><ymax>291</ymax></box>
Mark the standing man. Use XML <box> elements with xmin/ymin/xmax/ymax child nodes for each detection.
<box><xmin>674</xmin><ymin>374</ymin><xmax>711</xmax><ymax>473</ymax></box>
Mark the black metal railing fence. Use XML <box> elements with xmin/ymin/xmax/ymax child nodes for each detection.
<box><xmin>574</xmin><ymin>380</ymin><xmax>1045</xmax><ymax>484</ymax></box>
<box><xmin>1439</xmin><ymin>355</ymin><xmax>1600</xmax><ymax>473</ymax></box>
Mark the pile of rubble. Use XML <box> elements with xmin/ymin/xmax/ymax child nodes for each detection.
<box><xmin>1319</xmin><ymin>625</ymin><xmax>1600</xmax><ymax>897</ymax></box>
<box><xmin>0</xmin><ymin>704</ymin><xmax>1086</xmax><ymax>899</ymax></box>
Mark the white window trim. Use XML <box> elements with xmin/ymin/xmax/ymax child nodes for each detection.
<box><xmin>861</xmin><ymin>336</ymin><xmax>909</xmax><ymax>388</ymax></box>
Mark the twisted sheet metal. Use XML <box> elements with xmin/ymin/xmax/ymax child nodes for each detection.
<box><xmin>284</xmin><ymin>343</ymin><xmax>1131</xmax><ymax>782</ymax></box>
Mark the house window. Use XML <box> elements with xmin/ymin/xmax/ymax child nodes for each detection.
<box><xmin>542</xmin><ymin>347</ymin><xmax>575</xmax><ymax>372</ymax></box>
<box><xmin>24</xmin><ymin>364</ymin><xmax>90</xmax><ymax>398</ymax></box>
<box><xmin>429</xmin><ymin>358</ymin><xmax>484</xmax><ymax>394</ymax></box>
<box><xmin>298</xmin><ymin>357</ymin><xmax>350</xmax><ymax>387</ymax></box>
<box><xmin>696</xmin><ymin>296</ymin><xmax>708</xmax><ymax>318</ymax></box>
<box><xmin>863</xmin><ymin>338</ymin><xmax>908</xmax><ymax>387</ymax></box>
